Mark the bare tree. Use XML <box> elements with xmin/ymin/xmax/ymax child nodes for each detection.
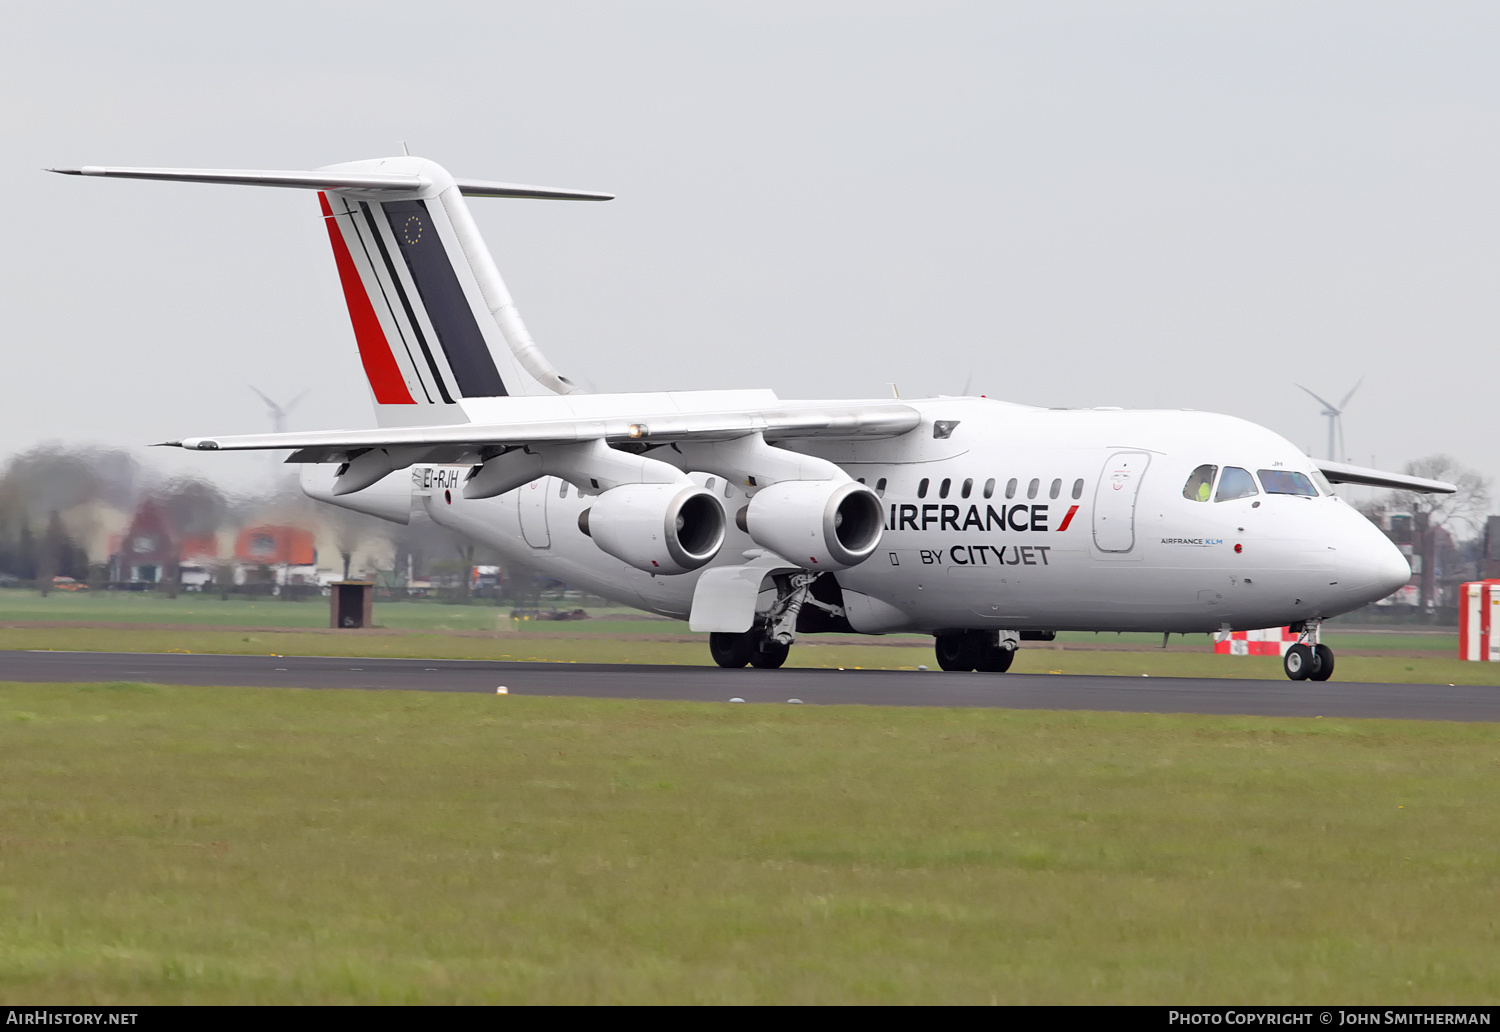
<box><xmin>156</xmin><ymin>477</ymin><xmax>233</xmax><ymax>599</ymax></box>
<box><xmin>1382</xmin><ymin>456</ymin><xmax>1491</xmax><ymax>608</ymax></box>
<box><xmin>159</xmin><ymin>477</ymin><xmax>231</xmax><ymax>539</ymax></box>
<box><xmin>1</xmin><ymin>444</ymin><xmax>141</xmax><ymax>517</ymax></box>
<box><xmin>0</xmin><ymin>445</ymin><xmax>144</xmax><ymax>581</ymax></box>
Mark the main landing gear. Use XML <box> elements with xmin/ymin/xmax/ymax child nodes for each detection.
<box><xmin>933</xmin><ymin>629</ymin><xmax>1017</xmax><ymax>673</ymax></box>
<box><xmin>709</xmin><ymin>629</ymin><xmax>790</xmax><ymax>669</ymax></box>
<box><xmin>709</xmin><ymin>572</ymin><xmax>844</xmax><ymax>670</ymax></box>
<box><xmin>1283</xmin><ymin>620</ymin><xmax>1334</xmax><ymax>682</ymax></box>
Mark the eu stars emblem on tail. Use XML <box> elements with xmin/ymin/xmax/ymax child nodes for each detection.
<box><xmin>399</xmin><ymin>214</ymin><xmax>423</xmax><ymax>246</ymax></box>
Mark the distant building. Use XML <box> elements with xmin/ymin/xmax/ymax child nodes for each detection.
<box><xmin>233</xmin><ymin>525</ymin><xmax>318</xmax><ymax>585</ymax></box>
<box><xmin>98</xmin><ymin>496</ymin><xmax>400</xmax><ymax>591</ymax></box>
<box><xmin>235</xmin><ymin>525</ymin><xmax>316</xmax><ymax>567</ymax></box>
<box><xmin>109</xmin><ymin>500</ymin><xmax>177</xmax><ymax>583</ymax></box>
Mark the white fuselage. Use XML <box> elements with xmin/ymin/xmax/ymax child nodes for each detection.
<box><xmin>407</xmin><ymin>398</ymin><xmax>1410</xmax><ymax>635</ymax></box>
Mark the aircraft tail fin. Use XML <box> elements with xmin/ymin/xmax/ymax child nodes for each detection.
<box><xmin>52</xmin><ymin>158</ymin><xmax>610</xmax><ymax>426</ymax></box>
<box><xmin>315</xmin><ymin>157</ymin><xmax>596</xmax><ymax>425</ymax></box>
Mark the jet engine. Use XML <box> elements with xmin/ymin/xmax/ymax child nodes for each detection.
<box><xmin>739</xmin><ymin>480</ymin><xmax>884</xmax><ymax>570</ymax></box>
<box><xmin>578</xmin><ymin>482</ymin><xmax>726</xmax><ymax>575</ymax></box>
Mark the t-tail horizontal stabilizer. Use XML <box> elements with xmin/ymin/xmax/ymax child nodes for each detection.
<box><xmin>46</xmin><ymin>166</ymin><xmax>613</xmax><ymax>201</ymax></box>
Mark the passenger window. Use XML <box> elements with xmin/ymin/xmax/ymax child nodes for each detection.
<box><xmin>1005</xmin><ymin>478</ymin><xmax>1018</xmax><ymax>500</ymax></box>
<box><xmin>983</xmin><ymin>478</ymin><xmax>996</xmax><ymax>499</ymax></box>
<box><xmin>1215</xmin><ymin>467</ymin><xmax>1258</xmax><ymax>502</ymax></box>
<box><xmin>1049</xmin><ymin>479</ymin><xmax>1062</xmax><ymax>500</ymax></box>
<box><xmin>875</xmin><ymin>477</ymin><xmax>887</xmax><ymax>497</ymax></box>
<box><xmin>1258</xmin><ymin>470</ymin><xmax>1318</xmax><ymax>497</ymax></box>
<box><xmin>961</xmin><ymin>478</ymin><xmax>973</xmax><ymax>499</ymax></box>
<box><xmin>1182</xmin><ymin>464</ymin><xmax>1217</xmax><ymax>503</ymax></box>
<box><xmin>939</xmin><ymin>478</ymin><xmax>951</xmax><ymax>499</ymax></box>
<box><xmin>1027</xmin><ymin>478</ymin><xmax>1040</xmax><ymax>500</ymax></box>
<box><xmin>1071</xmin><ymin>478</ymin><xmax>1084</xmax><ymax>500</ymax></box>
<box><xmin>918</xmin><ymin>478</ymin><xmax>929</xmax><ymax>499</ymax></box>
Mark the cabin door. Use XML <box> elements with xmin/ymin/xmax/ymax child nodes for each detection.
<box><xmin>1092</xmin><ymin>452</ymin><xmax>1150</xmax><ymax>553</ymax></box>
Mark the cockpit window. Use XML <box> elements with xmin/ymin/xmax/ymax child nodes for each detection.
<box><xmin>1310</xmin><ymin>470</ymin><xmax>1334</xmax><ymax>496</ymax></box>
<box><xmin>1258</xmin><ymin>469</ymin><xmax>1319</xmax><ymax>497</ymax></box>
<box><xmin>1182</xmin><ymin>464</ymin><xmax>1217</xmax><ymax>502</ymax></box>
<box><xmin>1215</xmin><ymin>467</ymin><xmax>1258</xmax><ymax>502</ymax></box>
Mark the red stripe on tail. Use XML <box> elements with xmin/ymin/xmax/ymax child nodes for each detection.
<box><xmin>1056</xmin><ymin>505</ymin><xmax>1079</xmax><ymax>532</ymax></box>
<box><xmin>318</xmin><ymin>192</ymin><xmax>414</xmax><ymax>405</ymax></box>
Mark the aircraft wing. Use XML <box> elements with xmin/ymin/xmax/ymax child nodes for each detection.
<box><xmin>1317</xmin><ymin>460</ymin><xmax>1457</xmax><ymax>494</ymax></box>
<box><xmin>161</xmin><ymin>401</ymin><xmax>923</xmax><ymax>464</ymax></box>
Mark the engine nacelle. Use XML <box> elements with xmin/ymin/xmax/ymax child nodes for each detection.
<box><xmin>740</xmin><ymin>480</ymin><xmax>884</xmax><ymax>570</ymax></box>
<box><xmin>578</xmin><ymin>483</ymin><xmax>725</xmax><ymax>575</ymax></box>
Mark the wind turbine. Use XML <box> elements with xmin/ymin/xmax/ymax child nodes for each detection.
<box><xmin>250</xmin><ymin>386</ymin><xmax>310</xmax><ymax>434</ymax></box>
<box><xmin>1295</xmin><ymin>378</ymin><xmax>1363</xmax><ymax>461</ymax></box>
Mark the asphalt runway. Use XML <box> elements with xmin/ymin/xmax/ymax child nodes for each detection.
<box><xmin>2</xmin><ymin>649</ymin><xmax>1497</xmax><ymax>721</ymax></box>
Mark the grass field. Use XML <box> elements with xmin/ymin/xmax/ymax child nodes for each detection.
<box><xmin>0</xmin><ymin>589</ymin><xmax>1462</xmax><ymax>648</ymax></box>
<box><xmin>2</xmin><ymin>682</ymin><xmax>1498</xmax><ymax>1004</ymax></box>
<box><xmin>0</xmin><ymin>590</ymin><xmax>566</xmax><ymax>632</ymax></box>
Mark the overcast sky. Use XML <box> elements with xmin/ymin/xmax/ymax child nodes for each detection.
<box><xmin>6</xmin><ymin>2</ymin><xmax>1497</xmax><ymax>502</ymax></box>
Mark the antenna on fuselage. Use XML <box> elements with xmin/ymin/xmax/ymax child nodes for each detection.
<box><xmin>1295</xmin><ymin>378</ymin><xmax>1363</xmax><ymax>461</ymax></box>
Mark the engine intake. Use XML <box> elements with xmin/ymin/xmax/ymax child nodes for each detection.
<box><xmin>741</xmin><ymin>480</ymin><xmax>884</xmax><ymax>570</ymax></box>
<box><xmin>578</xmin><ymin>482</ymin><xmax>725</xmax><ymax>575</ymax></box>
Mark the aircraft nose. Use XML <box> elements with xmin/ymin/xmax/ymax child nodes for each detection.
<box><xmin>1371</xmin><ymin>536</ymin><xmax>1413</xmax><ymax>598</ymax></box>
<box><xmin>1341</xmin><ymin>516</ymin><xmax>1411</xmax><ymax>602</ymax></box>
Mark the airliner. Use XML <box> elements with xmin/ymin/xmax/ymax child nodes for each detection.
<box><xmin>53</xmin><ymin>155</ymin><xmax>1452</xmax><ymax>682</ymax></box>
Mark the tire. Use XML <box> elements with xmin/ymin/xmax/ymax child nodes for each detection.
<box><xmin>749</xmin><ymin>640</ymin><xmax>790</xmax><ymax>669</ymax></box>
<box><xmin>1283</xmin><ymin>643</ymin><xmax>1314</xmax><ymax>681</ymax></box>
<box><xmin>709</xmin><ymin>631</ymin><xmax>754</xmax><ymax>668</ymax></box>
<box><xmin>1309</xmin><ymin>644</ymin><xmax>1335</xmax><ymax>682</ymax></box>
<box><xmin>974</xmin><ymin>642</ymin><xmax>1015</xmax><ymax>673</ymax></box>
<box><xmin>934</xmin><ymin>632</ymin><xmax>975</xmax><ymax>672</ymax></box>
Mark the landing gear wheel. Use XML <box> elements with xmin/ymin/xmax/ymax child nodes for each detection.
<box><xmin>710</xmin><ymin>631</ymin><xmax>755</xmax><ymax>669</ymax></box>
<box><xmin>974</xmin><ymin>643</ymin><xmax>1016</xmax><ymax>673</ymax></box>
<box><xmin>749</xmin><ymin>640</ymin><xmax>790</xmax><ymax>669</ymax></box>
<box><xmin>1309</xmin><ymin>644</ymin><xmax>1335</xmax><ymax>682</ymax></box>
<box><xmin>934</xmin><ymin>632</ymin><xmax>975</xmax><ymax>672</ymax></box>
<box><xmin>1283</xmin><ymin>643</ymin><xmax>1315</xmax><ymax>681</ymax></box>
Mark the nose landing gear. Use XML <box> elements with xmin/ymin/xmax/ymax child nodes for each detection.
<box><xmin>1283</xmin><ymin>620</ymin><xmax>1334</xmax><ymax>681</ymax></box>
